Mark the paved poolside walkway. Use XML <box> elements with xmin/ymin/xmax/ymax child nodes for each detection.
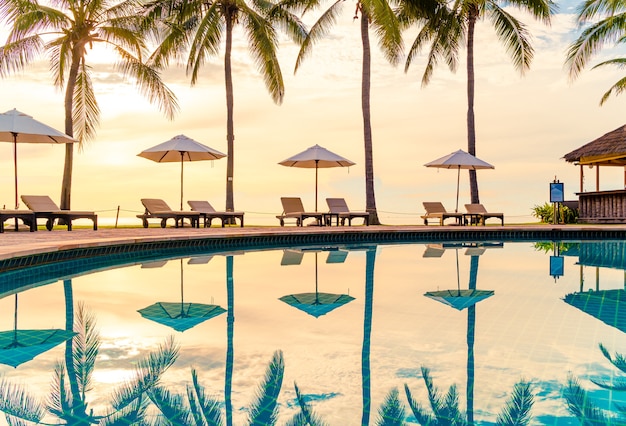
<box><xmin>2</xmin><ymin>223</ymin><xmax>626</xmax><ymax>262</ymax></box>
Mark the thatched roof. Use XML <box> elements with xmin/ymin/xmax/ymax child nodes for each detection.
<box><xmin>563</xmin><ymin>124</ymin><xmax>626</xmax><ymax>166</ymax></box>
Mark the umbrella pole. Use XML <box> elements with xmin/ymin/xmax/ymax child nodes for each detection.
<box><xmin>180</xmin><ymin>258</ymin><xmax>185</xmax><ymax>316</ymax></box>
<box><xmin>315</xmin><ymin>252</ymin><xmax>319</xmax><ymax>303</ymax></box>
<box><xmin>455</xmin><ymin>166</ymin><xmax>460</xmax><ymax>213</ymax></box>
<box><xmin>456</xmin><ymin>249</ymin><xmax>461</xmax><ymax>296</ymax></box>
<box><xmin>13</xmin><ymin>294</ymin><xmax>18</xmax><ymax>345</ymax></box>
<box><xmin>180</xmin><ymin>152</ymin><xmax>184</xmax><ymax>211</ymax></box>
<box><xmin>13</xmin><ymin>134</ymin><xmax>18</xmax><ymax>210</ymax></box>
<box><xmin>315</xmin><ymin>161</ymin><xmax>319</xmax><ymax>211</ymax></box>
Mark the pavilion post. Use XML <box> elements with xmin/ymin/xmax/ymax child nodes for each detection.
<box><xmin>596</xmin><ymin>165</ymin><xmax>600</xmax><ymax>191</ymax></box>
<box><xmin>580</xmin><ymin>165</ymin><xmax>583</xmax><ymax>192</ymax></box>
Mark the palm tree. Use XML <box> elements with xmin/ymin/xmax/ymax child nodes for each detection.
<box><xmin>400</xmin><ymin>0</ymin><xmax>553</xmax><ymax>204</ymax></box>
<box><xmin>144</xmin><ymin>0</ymin><xmax>307</xmax><ymax>214</ymax></box>
<box><xmin>0</xmin><ymin>302</ymin><xmax>179</xmax><ymax>424</ymax></box>
<box><xmin>289</xmin><ymin>0</ymin><xmax>404</xmax><ymax>225</ymax></box>
<box><xmin>0</xmin><ymin>0</ymin><xmax>178</xmax><ymax>211</ymax></box>
<box><xmin>565</xmin><ymin>0</ymin><xmax>626</xmax><ymax>105</ymax></box>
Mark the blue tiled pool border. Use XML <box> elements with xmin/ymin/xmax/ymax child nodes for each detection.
<box><xmin>1</xmin><ymin>227</ymin><xmax>626</xmax><ymax>295</ymax></box>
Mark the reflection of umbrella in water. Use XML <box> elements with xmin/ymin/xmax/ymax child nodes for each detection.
<box><xmin>138</xmin><ymin>135</ymin><xmax>226</xmax><ymax>210</ymax></box>
<box><xmin>564</xmin><ymin>289</ymin><xmax>626</xmax><ymax>333</ymax></box>
<box><xmin>0</xmin><ymin>294</ymin><xmax>76</xmax><ymax>368</ymax></box>
<box><xmin>138</xmin><ymin>258</ymin><xmax>226</xmax><ymax>332</ymax></box>
<box><xmin>424</xmin><ymin>149</ymin><xmax>494</xmax><ymax>212</ymax></box>
<box><xmin>279</xmin><ymin>144</ymin><xmax>355</xmax><ymax>211</ymax></box>
<box><xmin>423</xmin><ymin>246</ymin><xmax>494</xmax><ymax>424</ymax></box>
<box><xmin>279</xmin><ymin>251</ymin><xmax>355</xmax><ymax>318</ymax></box>
<box><xmin>424</xmin><ymin>248</ymin><xmax>494</xmax><ymax>310</ymax></box>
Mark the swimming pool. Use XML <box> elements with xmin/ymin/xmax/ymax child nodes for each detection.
<box><xmin>0</xmin><ymin>239</ymin><xmax>624</xmax><ymax>425</ymax></box>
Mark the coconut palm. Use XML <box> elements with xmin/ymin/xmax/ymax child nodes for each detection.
<box><xmin>0</xmin><ymin>0</ymin><xmax>179</xmax><ymax>211</ymax></box>
<box><xmin>0</xmin><ymin>302</ymin><xmax>179</xmax><ymax>424</ymax></box>
<box><xmin>143</xmin><ymin>0</ymin><xmax>307</xmax><ymax>214</ymax></box>
<box><xmin>565</xmin><ymin>0</ymin><xmax>626</xmax><ymax>105</ymax></box>
<box><xmin>288</xmin><ymin>0</ymin><xmax>404</xmax><ymax>225</ymax></box>
<box><xmin>400</xmin><ymin>0</ymin><xmax>553</xmax><ymax>204</ymax></box>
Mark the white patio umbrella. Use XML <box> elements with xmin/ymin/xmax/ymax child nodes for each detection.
<box><xmin>0</xmin><ymin>109</ymin><xmax>76</xmax><ymax>209</ymax></box>
<box><xmin>424</xmin><ymin>149</ymin><xmax>494</xmax><ymax>212</ymax></box>
<box><xmin>279</xmin><ymin>144</ymin><xmax>355</xmax><ymax>211</ymax></box>
<box><xmin>138</xmin><ymin>134</ymin><xmax>226</xmax><ymax>210</ymax></box>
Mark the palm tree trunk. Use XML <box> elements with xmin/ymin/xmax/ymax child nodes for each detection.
<box><xmin>360</xmin><ymin>8</ymin><xmax>380</xmax><ymax>225</ymax></box>
<box><xmin>225</xmin><ymin>256</ymin><xmax>234</xmax><ymax>426</ymax></box>
<box><xmin>225</xmin><ymin>14</ymin><xmax>235</xmax><ymax>214</ymax></box>
<box><xmin>467</xmin><ymin>7</ymin><xmax>479</xmax><ymax>205</ymax></box>
<box><xmin>60</xmin><ymin>55</ymin><xmax>80</xmax><ymax>211</ymax></box>
<box><xmin>361</xmin><ymin>247</ymin><xmax>376</xmax><ymax>425</ymax></box>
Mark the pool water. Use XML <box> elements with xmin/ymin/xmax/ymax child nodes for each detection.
<box><xmin>0</xmin><ymin>240</ymin><xmax>625</xmax><ymax>425</ymax></box>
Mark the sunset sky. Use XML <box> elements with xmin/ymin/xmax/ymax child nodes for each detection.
<box><xmin>1</xmin><ymin>0</ymin><xmax>626</xmax><ymax>225</ymax></box>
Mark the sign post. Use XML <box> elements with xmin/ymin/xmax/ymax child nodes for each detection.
<box><xmin>550</xmin><ymin>178</ymin><xmax>564</xmax><ymax>224</ymax></box>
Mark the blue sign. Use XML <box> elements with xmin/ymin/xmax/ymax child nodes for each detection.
<box><xmin>550</xmin><ymin>182</ymin><xmax>564</xmax><ymax>203</ymax></box>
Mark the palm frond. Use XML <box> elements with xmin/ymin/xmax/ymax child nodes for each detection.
<box><xmin>565</xmin><ymin>14</ymin><xmax>626</xmax><ymax>80</ymax></box>
<box><xmin>72</xmin><ymin>302</ymin><xmax>100</xmax><ymax>397</ymax></box>
<box><xmin>72</xmin><ymin>62</ymin><xmax>100</xmax><ymax>146</ymax></box>
<box><xmin>247</xmin><ymin>350</ymin><xmax>285</xmax><ymax>426</ymax></box>
<box><xmin>487</xmin><ymin>2</ymin><xmax>533</xmax><ymax>74</ymax></box>
<box><xmin>563</xmin><ymin>374</ymin><xmax>612</xmax><ymax>426</ymax></box>
<box><xmin>495</xmin><ymin>380</ymin><xmax>534</xmax><ymax>425</ymax></box>
<box><xmin>186</xmin><ymin>2</ymin><xmax>223</xmax><ymax>83</ymax></box>
<box><xmin>148</xmin><ymin>385</ymin><xmax>192</xmax><ymax>425</ymax></box>
<box><xmin>576</xmin><ymin>0</ymin><xmax>626</xmax><ymax>24</ymax></box>
<box><xmin>590</xmin><ymin>376</ymin><xmax>626</xmax><ymax>391</ymax></box>
<box><xmin>404</xmin><ymin>383</ymin><xmax>434</xmax><ymax>425</ymax></box>
<box><xmin>421</xmin><ymin>366</ymin><xmax>445</xmax><ymax>418</ymax></box>
<box><xmin>292</xmin><ymin>381</ymin><xmax>327</xmax><ymax>426</ymax></box>
<box><xmin>101</xmin><ymin>396</ymin><xmax>150</xmax><ymax>426</ymax></box>
<box><xmin>46</xmin><ymin>361</ymin><xmax>72</xmax><ymax>419</ymax></box>
<box><xmin>293</xmin><ymin>0</ymin><xmax>344</xmax><ymax>73</ymax></box>
<box><xmin>599</xmin><ymin>343</ymin><xmax>626</xmax><ymax>374</ymax></box>
<box><xmin>368</xmin><ymin>0</ymin><xmax>404</xmax><ymax>66</ymax></box>
<box><xmin>110</xmin><ymin>335</ymin><xmax>179</xmax><ymax>411</ymax></box>
<box><xmin>597</xmin><ymin>74</ymin><xmax>626</xmax><ymax>105</ymax></box>
<box><xmin>114</xmin><ymin>46</ymin><xmax>179</xmax><ymax>120</ymax></box>
<box><xmin>240</xmin><ymin>4</ymin><xmax>285</xmax><ymax>104</ymax></box>
<box><xmin>262</xmin><ymin>0</ymin><xmax>308</xmax><ymax>48</ymax></box>
<box><xmin>187</xmin><ymin>367</ymin><xmax>223</xmax><ymax>426</ymax></box>
<box><xmin>375</xmin><ymin>387</ymin><xmax>406</xmax><ymax>426</ymax></box>
<box><xmin>0</xmin><ymin>35</ymin><xmax>44</xmax><ymax>76</ymax></box>
<box><xmin>439</xmin><ymin>384</ymin><xmax>465</xmax><ymax>424</ymax></box>
<box><xmin>0</xmin><ymin>378</ymin><xmax>44</xmax><ymax>422</ymax></box>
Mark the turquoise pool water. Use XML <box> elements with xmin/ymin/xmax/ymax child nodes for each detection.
<box><xmin>0</xmin><ymin>240</ymin><xmax>624</xmax><ymax>425</ymax></box>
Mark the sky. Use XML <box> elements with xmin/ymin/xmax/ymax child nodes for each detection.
<box><xmin>1</xmin><ymin>0</ymin><xmax>626</xmax><ymax>226</ymax></box>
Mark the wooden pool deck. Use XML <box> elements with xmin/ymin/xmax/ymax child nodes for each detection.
<box><xmin>2</xmin><ymin>223</ymin><xmax>626</xmax><ymax>263</ymax></box>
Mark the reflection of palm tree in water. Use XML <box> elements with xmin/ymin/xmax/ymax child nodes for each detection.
<box><xmin>0</xmin><ymin>279</ymin><xmax>178</xmax><ymax>424</ymax></box>
<box><xmin>406</xmin><ymin>252</ymin><xmax>534</xmax><ymax>425</ymax></box>
<box><xmin>362</xmin><ymin>247</ymin><xmax>376</xmax><ymax>425</ymax></box>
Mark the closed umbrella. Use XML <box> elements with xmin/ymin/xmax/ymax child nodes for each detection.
<box><xmin>279</xmin><ymin>144</ymin><xmax>355</xmax><ymax>211</ymax></box>
<box><xmin>138</xmin><ymin>135</ymin><xmax>226</xmax><ymax>210</ymax></box>
<box><xmin>0</xmin><ymin>109</ymin><xmax>76</xmax><ymax>210</ymax></box>
<box><xmin>424</xmin><ymin>149</ymin><xmax>494</xmax><ymax>212</ymax></box>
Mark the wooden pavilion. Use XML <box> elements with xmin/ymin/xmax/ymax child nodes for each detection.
<box><xmin>563</xmin><ymin>124</ymin><xmax>626</xmax><ymax>223</ymax></box>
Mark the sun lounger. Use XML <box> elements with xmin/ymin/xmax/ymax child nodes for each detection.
<box><xmin>187</xmin><ymin>200</ymin><xmax>244</xmax><ymax>227</ymax></box>
<box><xmin>421</xmin><ymin>202</ymin><xmax>464</xmax><ymax>225</ymax></box>
<box><xmin>137</xmin><ymin>198</ymin><xmax>200</xmax><ymax>228</ymax></box>
<box><xmin>276</xmin><ymin>197</ymin><xmax>323</xmax><ymax>226</ymax></box>
<box><xmin>21</xmin><ymin>195</ymin><xmax>97</xmax><ymax>231</ymax></box>
<box><xmin>326</xmin><ymin>198</ymin><xmax>370</xmax><ymax>226</ymax></box>
<box><xmin>464</xmin><ymin>204</ymin><xmax>504</xmax><ymax>226</ymax></box>
<box><xmin>0</xmin><ymin>210</ymin><xmax>36</xmax><ymax>233</ymax></box>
